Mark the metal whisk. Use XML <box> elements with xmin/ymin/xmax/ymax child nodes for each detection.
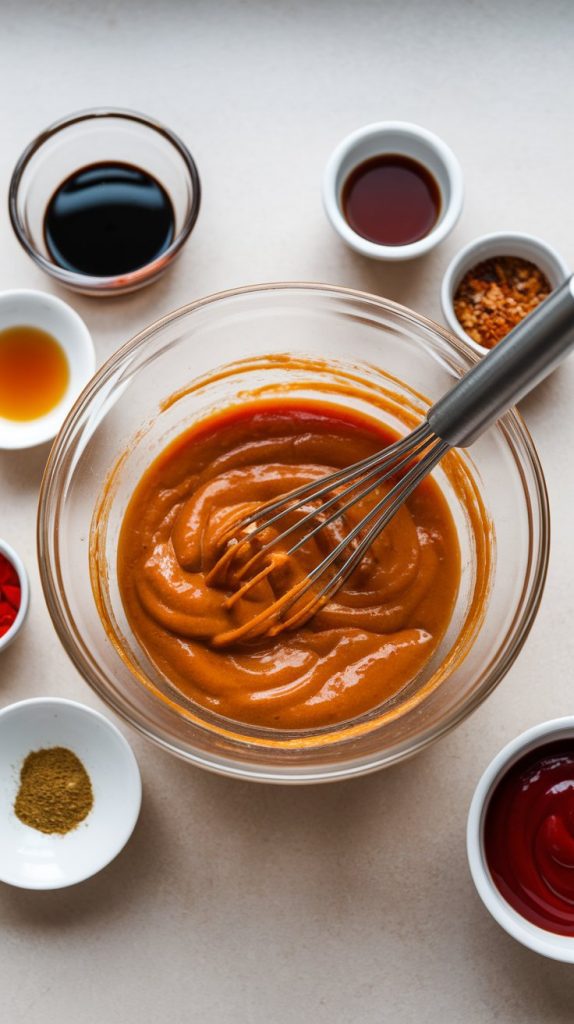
<box><xmin>209</xmin><ymin>277</ymin><xmax>574</xmax><ymax>642</ymax></box>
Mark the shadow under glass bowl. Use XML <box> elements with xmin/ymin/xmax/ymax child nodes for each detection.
<box><xmin>37</xmin><ymin>283</ymin><xmax>549</xmax><ymax>783</ymax></box>
<box><xmin>9</xmin><ymin>108</ymin><xmax>201</xmax><ymax>297</ymax></box>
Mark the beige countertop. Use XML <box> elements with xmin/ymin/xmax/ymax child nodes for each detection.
<box><xmin>1</xmin><ymin>1</ymin><xmax>574</xmax><ymax>1020</ymax></box>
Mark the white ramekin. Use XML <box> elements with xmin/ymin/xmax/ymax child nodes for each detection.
<box><xmin>441</xmin><ymin>231</ymin><xmax>571</xmax><ymax>355</ymax></box>
<box><xmin>322</xmin><ymin>121</ymin><xmax>464</xmax><ymax>261</ymax></box>
<box><xmin>0</xmin><ymin>539</ymin><xmax>29</xmax><ymax>653</ymax></box>
<box><xmin>0</xmin><ymin>698</ymin><xmax>142</xmax><ymax>889</ymax></box>
<box><xmin>467</xmin><ymin>717</ymin><xmax>574</xmax><ymax>963</ymax></box>
<box><xmin>0</xmin><ymin>289</ymin><xmax>95</xmax><ymax>450</ymax></box>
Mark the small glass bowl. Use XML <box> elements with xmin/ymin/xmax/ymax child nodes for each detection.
<box><xmin>9</xmin><ymin>108</ymin><xmax>201</xmax><ymax>297</ymax></box>
<box><xmin>37</xmin><ymin>284</ymin><xmax>549</xmax><ymax>783</ymax></box>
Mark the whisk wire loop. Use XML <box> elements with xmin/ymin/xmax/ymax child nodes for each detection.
<box><xmin>230</xmin><ymin>421</ymin><xmax>433</xmax><ymax>543</ymax></box>
<box><xmin>271</xmin><ymin>434</ymin><xmax>450</xmax><ymax>627</ymax></box>
<box><xmin>233</xmin><ymin>423</ymin><xmax>437</xmax><ymax>584</ymax></box>
<box><xmin>211</xmin><ymin>423</ymin><xmax>449</xmax><ymax>642</ymax></box>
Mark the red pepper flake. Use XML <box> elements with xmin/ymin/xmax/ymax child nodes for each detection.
<box><xmin>453</xmin><ymin>256</ymin><xmax>552</xmax><ymax>349</ymax></box>
<box><xmin>0</xmin><ymin>556</ymin><xmax>17</xmax><ymax>585</ymax></box>
<box><xmin>0</xmin><ymin>553</ymin><xmax>21</xmax><ymax>637</ymax></box>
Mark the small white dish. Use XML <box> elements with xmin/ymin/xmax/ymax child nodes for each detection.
<box><xmin>322</xmin><ymin>121</ymin><xmax>463</xmax><ymax>261</ymax></box>
<box><xmin>441</xmin><ymin>231</ymin><xmax>571</xmax><ymax>355</ymax></box>
<box><xmin>0</xmin><ymin>698</ymin><xmax>141</xmax><ymax>889</ymax></box>
<box><xmin>467</xmin><ymin>717</ymin><xmax>574</xmax><ymax>963</ymax></box>
<box><xmin>0</xmin><ymin>539</ymin><xmax>29</xmax><ymax>653</ymax></box>
<box><xmin>0</xmin><ymin>289</ymin><xmax>95</xmax><ymax>449</ymax></box>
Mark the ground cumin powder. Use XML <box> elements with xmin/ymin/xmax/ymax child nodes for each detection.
<box><xmin>14</xmin><ymin>747</ymin><xmax>93</xmax><ymax>834</ymax></box>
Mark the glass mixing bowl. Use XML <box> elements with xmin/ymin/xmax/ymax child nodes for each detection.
<box><xmin>38</xmin><ymin>284</ymin><xmax>549</xmax><ymax>783</ymax></box>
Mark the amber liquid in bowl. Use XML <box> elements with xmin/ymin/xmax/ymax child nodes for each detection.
<box><xmin>0</xmin><ymin>325</ymin><xmax>69</xmax><ymax>421</ymax></box>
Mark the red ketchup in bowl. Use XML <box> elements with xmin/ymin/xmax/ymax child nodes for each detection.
<box><xmin>484</xmin><ymin>740</ymin><xmax>574</xmax><ymax>936</ymax></box>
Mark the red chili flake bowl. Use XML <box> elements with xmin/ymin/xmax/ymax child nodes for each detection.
<box><xmin>0</xmin><ymin>541</ymin><xmax>29</xmax><ymax>651</ymax></box>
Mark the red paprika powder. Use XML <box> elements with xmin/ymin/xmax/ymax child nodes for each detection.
<box><xmin>0</xmin><ymin>553</ymin><xmax>21</xmax><ymax>637</ymax></box>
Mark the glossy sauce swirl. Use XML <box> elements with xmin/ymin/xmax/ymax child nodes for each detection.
<box><xmin>118</xmin><ymin>402</ymin><xmax>460</xmax><ymax>729</ymax></box>
<box><xmin>485</xmin><ymin>740</ymin><xmax>574</xmax><ymax>936</ymax></box>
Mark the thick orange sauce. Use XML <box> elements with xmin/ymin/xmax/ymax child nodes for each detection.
<box><xmin>117</xmin><ymin>401</ymin><xmax>461</xmax><ymax>730</ymax></box>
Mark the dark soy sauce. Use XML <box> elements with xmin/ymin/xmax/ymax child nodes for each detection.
<box><xmin>44</xmin><ymin>162</ymin><xmax>175</xmax><ymax>277</ymax></box>
<box><xmin>342</xmin><ymin>154</ymin><xmax>441</xmax><ymax>246</ymax></box>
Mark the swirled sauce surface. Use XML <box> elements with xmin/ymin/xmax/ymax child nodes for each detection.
<box><xmin>484</xmin><ymin>740</ymin><xmax>574</xmax><ymax>936</ymax></box>
<box><xmin>117</xmin><ymin>402</ymin><xmax>460</xmax><ymax>729</ymax></box>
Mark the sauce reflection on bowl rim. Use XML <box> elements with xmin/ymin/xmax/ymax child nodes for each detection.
<box><xmin>467</xmin><ymin>717</ymin><xmax>574</xmax><ymax>963</ymax></box>
<box><xmin>90</xmin><ymin>350</ymin><xmax>493</xmax><ymax>750</ymax></box>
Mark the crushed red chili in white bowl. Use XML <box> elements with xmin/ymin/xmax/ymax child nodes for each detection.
<box><xmin>441</xmin><ymin>231</ymin><xmax>570</xmax><ymax>354</ymax></box>
<box><xmin>454</xmin><ymin>256</ymin><xmax>551</xmax><ymax>349</ymax></box>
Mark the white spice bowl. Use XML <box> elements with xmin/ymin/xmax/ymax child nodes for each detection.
<box><xmin>0</xmin><ymin>698</ymin><xmax>141</xmax><ymax>889</ymax></box>
<box><xmin>322</xmin><ymin>121</ymin><xmax>464</xmax><ymax>261</ymax></box>
<box><xmin>0</xmin><ymin>289</ymin><xmax>95</xmax><ymax>450</ymax></box>
<box><xmin>441</xmin><ymin>231</ymin><xmax>571</xmax><ymax>355</ymax></box>
<box><xmin>467</xmin><ymin>717</ymin><xmax>574</xmax><ymax>963</ymax></box>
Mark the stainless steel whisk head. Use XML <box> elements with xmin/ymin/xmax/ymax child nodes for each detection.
<box><xmin>208</xmin><ymin>422</ymin><xmax>448</xmax><ymax>641</ymax></box>
<box><xmin>209</xmin><ymin>277</ymin><xmax>574</xmax><ymax>643</ymax></box>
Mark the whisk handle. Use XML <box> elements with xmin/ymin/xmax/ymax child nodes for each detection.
<box><xmin>428</xmin><ymin>275</ymin><xmax>574</xmax><ymax>447</ymax></box>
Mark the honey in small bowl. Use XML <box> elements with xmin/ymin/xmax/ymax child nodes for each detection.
<box><xmin>0</xmin><ymin>325</ymin><xmax>69</xmax><ymax>421</ymax></box>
